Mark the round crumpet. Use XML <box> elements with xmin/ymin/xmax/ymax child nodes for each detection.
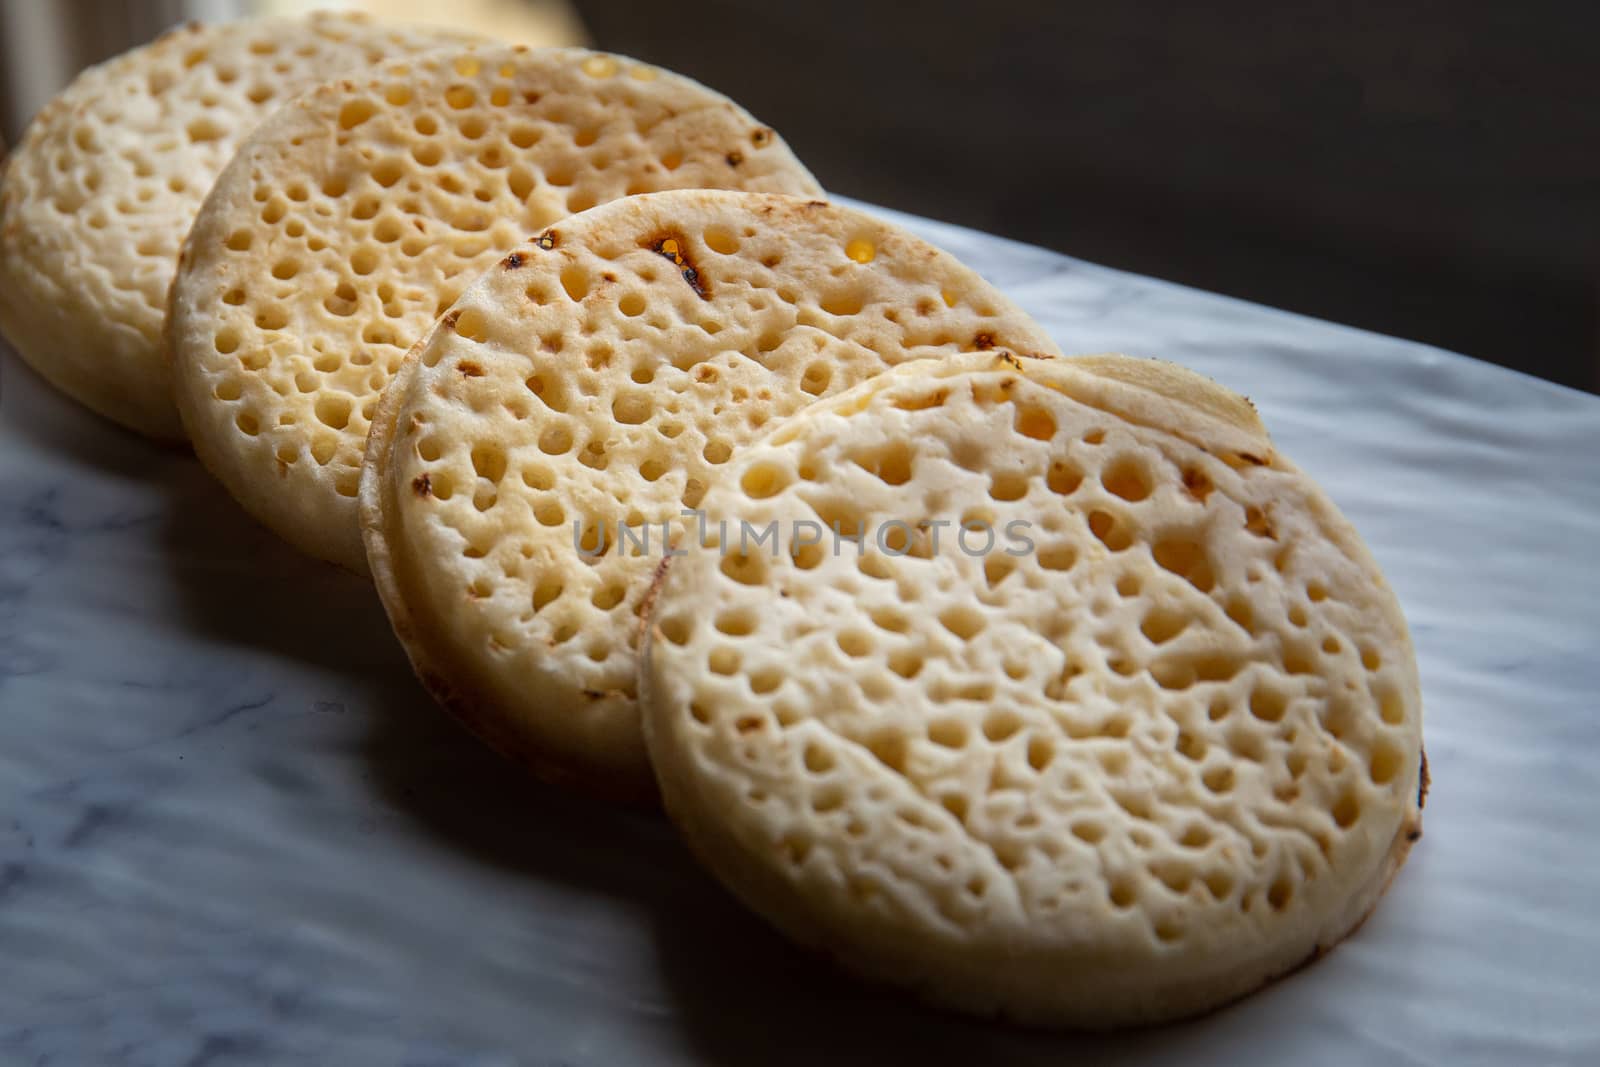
<box><xmin>0</xmin><ymin>13</ymin><xmax>482</xmax><ymax>440</ymax></box>
<box><xmin>640</xmin><ymin>352</ymin><xmax>1426</xmax><ymax>1027</ymax></box>
<box><xmin>361</xmin><ymin>190</ymin><xmax>1062</xmax><ymax>795</ymax></box>
<box><xmin>169</xmin><ymin>46</ymin><xmax>820</xmax><ymax>572</ymax></box>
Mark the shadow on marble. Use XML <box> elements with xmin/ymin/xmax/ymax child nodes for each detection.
<box><xmin>0</xmin><ymin>346</ymin><xmax>188</xmax><ymax>480</ymax></box>
<box><xmin>645</xmin><ymin>885</ymin><xmax>1216</xmax><ymax>1064</ymax></box>
<box><xmin>154</xmin><ymin>464</ymin><xmax>394</xmax><ymax>672</ymax></box>
<box><xmin>340</xmin><ymin>614</ymin><xmax>1213</xmax><ymax>1062</ymax></box>
<box><xmin>353</xmin><ymin>664</ymin><xmax>1212</xmax><ymax>1064</ymax></box>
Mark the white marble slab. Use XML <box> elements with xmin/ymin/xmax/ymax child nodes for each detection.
<box><xmin>2</xmin><ymin>199</ymin><xmax>1597</xmax><ymax>1065</ymax></box>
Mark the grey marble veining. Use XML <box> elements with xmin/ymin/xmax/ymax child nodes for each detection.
<box><xmin>3</xmin><ymin>198</ymin><xmax>1598</xmax><ymax>1065</ymax></box>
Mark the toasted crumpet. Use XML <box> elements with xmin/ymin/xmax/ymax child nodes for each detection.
<box><xmin>361</xmin><ymin>191</ymin><xmax>1061</xmax><ymax>795</ymax></box>
<box><xmin>0</xmin><ymin>14</ymin><xmax>482</xmax><ymax>439</ymax></box>
<box><xmin>169</xmin><ymin>46</ymin><xmax>819</xmax><ymax>571</ymax></box>
<box><xmin>640</xmin><ymin>352</ymin><xmax>1425</xmax><ymax>1026</ymax></box>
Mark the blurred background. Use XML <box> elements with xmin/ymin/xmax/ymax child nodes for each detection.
<box><xmin>3</xmin><ymin>0</ymin><xmax>1596</xmax><ymax>392</ymax></box>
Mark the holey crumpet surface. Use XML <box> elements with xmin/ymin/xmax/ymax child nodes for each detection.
<box><xmin>640</xmin><ymin>352</ymin><xmax>1425</xmax><ymax>1027</ymax></box>
<box><xmin>361</xmin><ymin>191</ymin><xmax>1062</xmax><ymax>794</ymax></box>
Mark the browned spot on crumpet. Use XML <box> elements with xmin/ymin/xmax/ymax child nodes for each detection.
<box><xmin>412</xmin><ymin>473</ymin><xmax>432</xmax><ymax>497</ymax></box>
<box><xmin>751</xmin><ymin>127</ymin><xmax>772</xmax><ymax>147</ymax></box>
<box><xmin>644</xmin><ymin>231</ymin><xmax>710</xmax><ymax>300</ymax></box>
<box><xmin>441</xmin><ymin>309</ymin><xmax>461</xmax><ymax>330</ymax></box>
<box><xmin>725</xmin><ymin>150</ymin><xmax>743</xmax><ymax>167</ymax></box>
<box><xmin>641</xmin><ymin>553</ymin><xmax>675</xmax><ymax>632</ymax></box>
<box><xmin>1245</xmin><ymin>506</ymin><xmax>1276</xmax><ymax>539</ymax></box>
<box><xmin>536</xmin><ymin>229</ymin><xmax>559</xmax><ymax>250</ymax></box>
<box><xmin>458</xmin><ymin>360</ymin><xmax>484</xmax><ymax>377</ymax></box>
<box><xmin>502</xmin><ymin>252</ymin><xmax>524</xmax><ymax>270</ymax></box>
<box><xmin>973</xmin><ymin>332</ymin><xmax>995</xmax><ymax>350</ymax></box>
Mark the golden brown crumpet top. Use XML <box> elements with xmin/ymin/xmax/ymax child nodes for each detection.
<box><xmin>361</xmin><ymin>190</ymin><xmax>1060</xmax><ymax>793</ymax></box>
<box><xmin>169</xmin><ymin>45</ymin><xmax>820</xmax><ymax>570</ymax></box>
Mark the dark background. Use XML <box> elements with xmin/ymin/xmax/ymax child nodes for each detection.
<box><xmin>580</xmin><ymin>0</ymin><xmax>1600</xmax><ymax>393</ymax></box>
<box><xmin>3</xmin><ymin>0</ymin><xmax>1595</xmax><ymax>393</ymax></box>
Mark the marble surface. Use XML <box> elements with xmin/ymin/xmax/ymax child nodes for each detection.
<box><xmin>3</xmin><ymin>198</ymin><xmax>1598</xmax><ymax>1066</ymax></box>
